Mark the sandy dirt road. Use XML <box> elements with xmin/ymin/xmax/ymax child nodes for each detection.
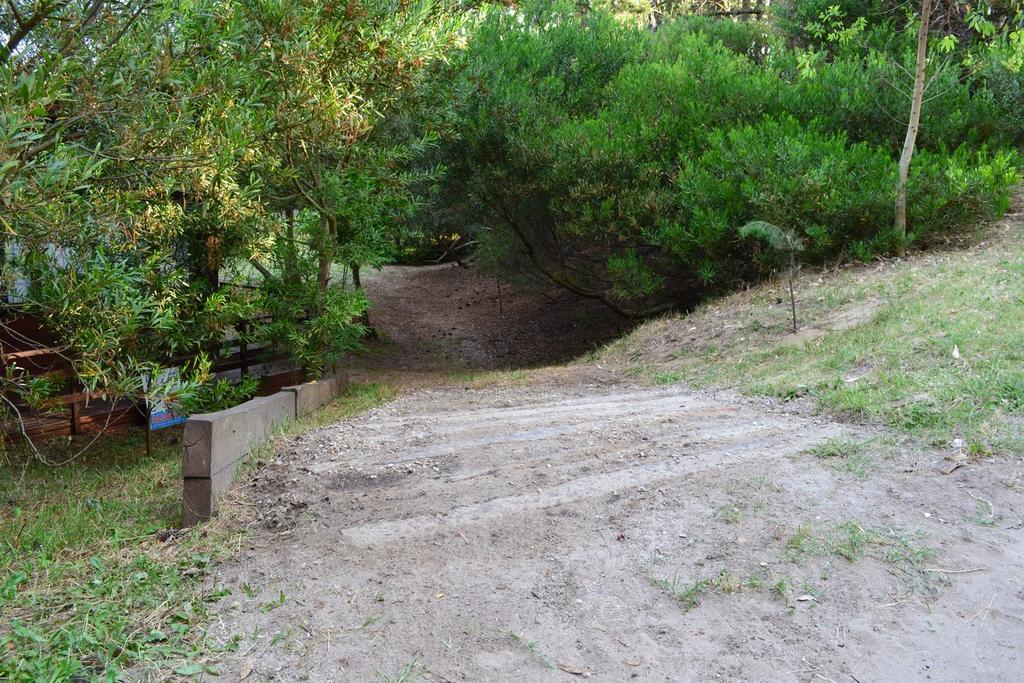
<box><xmin>206</xmin><ymin>366</ymin><xmax>1024</xmax><ymax>682</ymax></box>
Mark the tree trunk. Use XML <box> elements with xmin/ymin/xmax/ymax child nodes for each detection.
<box><xmin>317</xmin><ymin>215</ymin><xmax>336</xmax><ymax>290</ymax></box>
<box><xmin>283</xmin><ymin>207</ymin><xmax>299</xmax><ymax>287</ymax></box>
<box><xmin>895</xmin><ymin>0</ymin><xmax>932</xmax><ymax>243</ymax></box>
<box><xmin>350</xmin><ymin>262</ymin><xmax>377</xmax><ymax>338</ymax></box>
<box><xmin>788</xmin><ymin>252</ymin><xmax>798</xmax><ymax>334</ymax></box>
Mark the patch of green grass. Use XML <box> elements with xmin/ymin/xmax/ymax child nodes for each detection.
<box><xmin>807</xmin><ymin>437</ymin><xmax>876</xmax><ymax>479</ymax></box>
<box><xmin>785</xmin><ymin>521</ymin><xmax>936</xmax><ymax>588</ymax></box>
<box><xmin>839</xmin><ymin>451</ymin><xmax>876</xmax><ymax>479</ymax></box>
<box><xmin>653</xmin><ymin>370</ymin><xmax>685</xmax><ymax>385</ymax></box>
<box><xmin>620</xmin><ymin>229</ymin><xmax>1024</xmax><ymax>453</ymax></box>
<box><xmin>624</xmin><ymin>364</ymin><xmax>647</xmax><ymax>378</ymax></box>
<box><xmin>0</xmin><ymin>428</ymin><xmax>241</xmax><ymax>680</ymax></box>
<box><xmin>0</xmin><ymin>381</ymin><xmax>397</xmax><ymax>680</ymax></box>
<box><xmin>290</xmin><ymin>382</ymin><xmax>396</xmax><ymax>432</ymax></box>
<box><xmin>715</xmin><ymin>504</ymin><xmax>744</xmax><ymax>524</ymax></box>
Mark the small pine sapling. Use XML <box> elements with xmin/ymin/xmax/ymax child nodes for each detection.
<box><xmin>739</xmin><ymin>221</ymin><xmax>805</xmax><ymax>333</ymax></box>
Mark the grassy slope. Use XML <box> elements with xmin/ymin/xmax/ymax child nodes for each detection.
<box><xmin>600</xmin><ymin>208</ymin><xmax>1024</xmax><ymax>454</ymax></box>
<box><xmin>0</xmin><ymin>383</ymin><xmax>394</xmax><ymax>681</ymax></box>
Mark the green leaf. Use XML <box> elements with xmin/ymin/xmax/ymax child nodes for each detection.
<box><xmin>11</xmin><ymin>620</ymin><xmax>47</xmax><ymax>643</ymax></box>
<box><xmin>174</xmin><ymin>663</ymin><xmax>204</xmax><ymax>676</ymax></box>
<box><xmin>739</xmin><ymin>221</ymin><xmax>805</xmax><ymax>254</ymax></box>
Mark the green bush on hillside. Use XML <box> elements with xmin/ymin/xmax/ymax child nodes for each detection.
<box><xmin>424</xmin><ymin>2</ymin><xmax>1022</xmax><ymax>315</ymax></box>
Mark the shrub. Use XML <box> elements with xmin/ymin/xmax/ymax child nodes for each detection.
<box><xmin>426</xmin><ymin>5</ymin><xmax>1022</xmax><ymax>316</ymax></box>
<box><xmin>180</xmin><ymin>375</ymin><xmax>259</xmax><ymax>414</ymax></box>
<box><xmin>653</xmin><ymin>14</ymin><xmax>784</xmax><ymax>63</ymax></box>
<box><xmin>672</xmin><ymin>116</ymin><xmax>896</xmax><ymax>287</ymax></box>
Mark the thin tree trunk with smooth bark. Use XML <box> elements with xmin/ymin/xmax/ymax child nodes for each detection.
<box><xmin>284</xmin><ymin>207</ymin><xmax>299</xmax><ymax>287</ymax></box>
<box><xmin>350</xmin><ymin>262</ymin><xmax>377</xmax><ymax>338</ymax></box>
<box><xmin>895</xmin><ymin>0</ymin><xmax>932</xmax><ymax>243</ymax></box>
<box><xmin>317</xmin><ymin>216</ymin><xmax>336</xmax><ymax>290</ymax></box>
<box><xmin>788</xmin><ymin>251</ymin><xmax>798</xmax><ymax>334</ymax></box>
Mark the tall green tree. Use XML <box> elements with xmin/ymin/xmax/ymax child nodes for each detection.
<box><xmin>0</xmin><ymin>0</ymin><xmax>459</xmax><ymax>442</ymax></box>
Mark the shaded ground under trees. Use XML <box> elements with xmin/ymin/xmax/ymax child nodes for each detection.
<box><xmin>339</xmin><ymin>264</ymin><xmax>633</xmax><ymax>386</ymax></box>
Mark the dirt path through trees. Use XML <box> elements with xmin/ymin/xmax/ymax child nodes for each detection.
<box><xmin>339</xmin><ymin>265</ymin><xmax>631</xmax><ymax>388</ymax></box>
<box><xmin>206</xmin><ymin>358</ymin><xmax>1024</xmax><ymax>680</ymax></box>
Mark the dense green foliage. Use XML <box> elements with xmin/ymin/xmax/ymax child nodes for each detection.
<box><xmin>425</xmin><ymin>1</ymin><xmax>1023</xmax><ymax>315</ymax></box>
<box><xmin>2</xmin><ymin>0</ymin><xmax>1022</xmax><ymax>422</ymax></box>
<box><xmin>0</xmin><ymin>0</ymin><xmax>456</xmax><ymax>421</ymax></box>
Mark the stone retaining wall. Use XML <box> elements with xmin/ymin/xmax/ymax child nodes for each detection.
<box><xmin>181</xmin><ymin>373</ymin><xmax>348</xmax><ymax>526</ymax></box>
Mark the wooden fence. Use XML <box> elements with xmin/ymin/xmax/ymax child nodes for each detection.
<box><xmin>0</xmin><ymin>311</ymin><xmax>302</xmax><ymax>440</ymax></box>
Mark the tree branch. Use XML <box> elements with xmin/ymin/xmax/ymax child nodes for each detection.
<box><xmin>1</xmin><ymin>0</ymin><xmax>59</xmax><ymax>63</ymax></box>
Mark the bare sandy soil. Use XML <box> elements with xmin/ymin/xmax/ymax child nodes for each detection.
<box><xmin>202</xmin><ymin>268</ymin><xmax>1024</xmax><ymax>682</ymax></box>
<box><xmin>338</xmin><ymin>264</ymin><xmax>631</xmax><ymax>387</ymax></box>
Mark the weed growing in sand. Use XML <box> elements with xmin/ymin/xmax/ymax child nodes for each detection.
<box><xmin>376</xmin><ymin>658</ymin><xmax>424</xmax><ymax>683</ymax></box>
<box><xmin>808</xmin><ymin>437</ymin><xmax>863</xmax><ymax>460</ymax></box>
<box><xmin>967</xmin><ymin>500</ymin><xmax>996</xmax><ymax>527</ymax></box>
<box><xmin>647</xmin><ymin>521</ymin><xmax>940</xmax><ymax>614</ymax></box>
<box><xmin>260</xmin><ymin>591</ymin><xmax>287</xmax><ymax>613</ymax></box>
<box><xmin>510</xmin><ymin>632</ymin><xmax>555</xmax><ymax>669</ymax></box>
<box><xmin>807</xmin><ymin>437</ymin><xmax>877</xmax><ymax>479</ymax></box>
<box><xmin>652</xmin><ymin>574</ymin><xmax>717</xmax><ymax>610</ymax></box>
<box><xmin>649</xmin><ymin>561</ymin><xmax>817</xmax><ymax>612</ymax></box>
<box><xmin>785</xmin><ymin>521</ymin><xmax>936</xmax><ymax>588</ymax></box>
<box><xmin>715</xmin><ymin>504</ymin><xmax>745</xmax><ymax>524</ymax></box>
<box><xmin>269</xmin><ymin>627</ymin><xmax>294</xmax><ymax>648</ymax></box>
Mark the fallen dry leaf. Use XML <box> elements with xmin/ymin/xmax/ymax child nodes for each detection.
<box><xmin>940</xmin><ymin>461</ymin><xmax>964</xmax><ymax>475</ymax></box>
<box><xmin>239</xmin><ymin>659</ymin><xmax>253</xmax><ymax>681</ymax></box>
<box><xmin>557</xmin><ymin>662</ymin><xmax>587</xmax><ymax>676</ymax></box>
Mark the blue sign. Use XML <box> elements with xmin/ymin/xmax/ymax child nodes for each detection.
<box><xmin>145</xmin><ymin>367</ymin><xmax>189</xmax><ymax>430</ymax></box>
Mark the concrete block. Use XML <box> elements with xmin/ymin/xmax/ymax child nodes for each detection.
<box><xmin>182</xmin><ymin>393</ymin><xmax>296</xmax><ymax>478</ymax></box>
<box><xmin>259</xmin><ymin>391</ymin><xmax>296</xmax><ymax>434</ymax></box>
<box><xmin>284</xmin><ymin>372</ymin><xmax>349</xmax><ymax>417</ymax></box>
<box><xmin>180</xmin><ymin>391</ymin><xmax>297</xmax><ymax>526</ymax></box>
<box><xmin>182</xmin><ymin>465</ymin><xmax>237</xmax><ymax>526</ymax></box>
<box><xmin>182</xmin><ymin>476</ymin><xmax>212</xmax><ymax>526</ymax></box>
